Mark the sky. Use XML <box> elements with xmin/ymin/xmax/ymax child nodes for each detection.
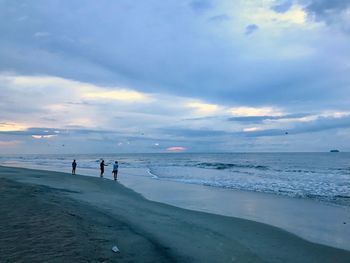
<box><xmin>0</xmin><ymin>0</ymin><xmax>350</xmax><ymax>154</ymax></box>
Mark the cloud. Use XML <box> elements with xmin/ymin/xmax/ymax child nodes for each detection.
<box><xmin>3</xmin><ymin>74</ymin><xmax>151</xmax><ymax>103</ymax></box>
<box><xmin>185</xmin><ymin>101</ymin><xmax>220</xmax><ymax>115</ymax></box>
<box><xmin>83</xmin><ymin>89</ymin><xmax>151</xmax><ymax>103</ymax></box>
<box><xmin>208</xmin><ymin>14</ymin><xmax>230</xmax><ymax>22</ymax></box>
<box><xmin>240</xmin><ymin>115</ymin><xmax>350</xmax><ymax>137</ymax></box>
<box><xmin>228</xmin><ymin>107</ymin><xmax>283</xmax><ymax>117</ymax></box>
<box><xmin>271</xmin><ymin>1</ymin><xmax>293</xmax><ymax>13</ymax></box>
<box><xmin>135</xmin><ymin>113</ymin><xmax>350</xmax><ymax>141</ymax></box>
<box><xmin>32</xmin><ymin>134</ymin><xmax>57</xmax><ymax>139</ymax></box>
<box><xmin>271</xmin><ymin>0</ymin><xmax>350</xmax><ymax>32</ymax></box>
<box><xmin>245</xmin><ymin>24</ymin><xmax>259</xmax><ymax>35</ymax></box>
<box><xmin>1</xmin><ymin>1</ymin><xmax>350</xmax><ymax>153</ymax></box>
<box><xmin>0</xmin><ymin>122</ymin><xmax>29</xmax><ymax>132</ymax></box>
<box><xmin>0</xmin><ymin>127</ymin><xmax>115</xmax><ymax>137</ymax></box>
<box><xmin>294</xmin><ymin>114</ymin><xmax>350</xmax><ymax>133</ymax></box>
<box><xmin>161</xmin><ymin>128</ymin><xmax>229</xmax><ymax>138</ymax></box>
<box><xmin>305</xmin><ymin>0</ymin><xmax>350</xmax><ymax>19</ymax></box>
<box><xmin>166</xmin><ymin>146</ymin><xmax>187</xmax><ymax>152</ymax></box>
<box><xmin>247</xmin><ymin>2</ymin><xmax>307</xmax><ymax>26</ymax></box>
<box><xmin>0</xmin><ymin>0</ymin><xmax>349</xmax><ymax>110</ymax></box>
<box><xmin>228</xmin><ymin>113</ymin><xmax>310</xmax><ymax>123</ymax></box>
<box><xmin>240</xmin><ymin>128</ymin><xmax>287</xmax><ymax>137</ymax></box>
<box><xmin>34</xmin><ymin>32</ymin><xmax>50</xmax><ymax>38</ymax></box>
<box><xmin>243</xmin><ymin>127</ymin><xmax>262</xmax><ymax>132</ymax></box>
<box><xmin>190</xmin><ymin>0</ymin><xmax>213</xmax><ymax>13</ymax></box>
<box><xmin>304</xmin><ymin>0</ymin><xmax>350</xmax><ymax>32</ymax></box>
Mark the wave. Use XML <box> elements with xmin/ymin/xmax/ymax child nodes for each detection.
<box><xmin>195</xmin><ymin>162</ymin><xmax>268</xmax><ymax>170</ymax></box>
<box><xmin>335</xmin><ymin>195</ymin><xmax>350</xmax><ymax>199</ymax></box>
<box><xmin>1</xmin><ymin>153</ymin><xmax>350</xmax><ymax>207</ymax></box>
<box><xmin>285</xmin><ymin>169</ymin><xmax>317</xmax><ymax>173</ymax></box>
<box><xmin>147</xmin><ymin>168</ymin><xmax>159</xmax><ymax>179</ymax></box>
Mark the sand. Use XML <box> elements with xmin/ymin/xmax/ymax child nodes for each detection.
<box><xmin>118</xmin><ymin>169</ymin><xmax>350</xmax><ymax>251</ymax></box>
<box><xmin>0</xmin><ymin>178</ymin><xmax>172</xmax><ymax>263</ymax></box>
<box><xmin>0</xmin><ymin>166</ymin><xmax>349</xmax><ymax>262</ymax></box>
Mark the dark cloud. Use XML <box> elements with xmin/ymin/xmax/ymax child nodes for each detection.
<box><xmin>228</xmin><ymin>113</ymin><xmax>310</xmax><ymax>123</ymax></box>
<box><xmin>190</xmin><ymin>0</ymin><xmax>213</xmax><ymax>12</ymax></box>
<box><xmin>0</xmin><ymin>127</ymin><xmax>116</xmax><ymax>136</ymax></box>
<box><xmin>245</xmin><ymin>24</ymin><xmax>259</xmax><ymax>35</ymax></box>
<box><xmin>294</xmin><ymin>115</ymin><xmax>350</xmax><ymax>133</ymax></box>
<box><xmin>160</xmin><ymin>128</ymin><xmax>229</xmax><ymax>138</ymax></box>
<box><xmin>0</xmin><ymin>128</ymin><xmax>58</xmax><ymax>136</ymax></box>
<box><xmin>108</xmin><ymin>114</ymin><xmax>350</xmax><ymax>140</ymax></box>
<box><xmin>270</xmin><ymin>0</ymin><xmax>350</xmax><ymax>32</ymax></box>
<box><xmin>272</xmin><ymin>0</ymin><xmax>350</xmax><ymax>17</ymax></box>
<box><xmin>271</xmin><ymin>0</ymin><xmax>293</xmax><ymax>13</ymax></box>
<box><xmin>0</xmin><ymin>0</ymin><xmax>349</xmax><ymax>151</ymax></box>
<box><xmin>0</xmin><ymin>0</ymin><xmax>348</xmax><ymax>110</ymax></box>
<box><xmin>239</xmin><ymin>129</ymin><xmax>286</xmax><ymax>137</ymax></box>
<box><xmin>240</xmin><ymin>115</ymin><xmax>350</xmax><ymax>137</ymax></box>
<box><xmin>305</xmin><ymin>0</ymin><xmax>350</xmax><ymax>18</ymax></box>
<box><xmin>229</xmin><ymin>116</ymin><xmax>276</xmax><ymax>123</ymax></box>
<box><xmin>306</xmin><ymin>0</ymin><xmax>350</xmax><ymax>32</ymax></box>
<box><xmin>40</xmin><ymin>117</ymin><xmax>58</xmax><ymax>122</ymax></box>
<box><xmin>182</xmin><ymin>116</ymin><xmax>221</xmax><ymax>121</ymax></box>
<box><xmin>65</xmin><ymin>101</ymin><xmax>96</xmax><ymax>106</ymax></box>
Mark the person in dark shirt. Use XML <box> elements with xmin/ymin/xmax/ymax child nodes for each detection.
<box><xmin>72</xmin><ymin>160</ymin><xmax>77</xmax><ymax>175</ymax></box>
<box><xmin>100</xmin><ymin>159</ymin><xmax>108</xmax><ymax>178</ymax></box>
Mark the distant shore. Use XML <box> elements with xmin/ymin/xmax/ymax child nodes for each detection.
<box><xmin>0</xmin><ymin>166</ymin><xmax>349</xmax><ymax>262</ymax></box>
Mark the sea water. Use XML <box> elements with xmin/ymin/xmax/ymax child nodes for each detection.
<box><xmin>1</xmin><ymin>152</ymin><xmax>349</xmax><ymax>206</ymax></box>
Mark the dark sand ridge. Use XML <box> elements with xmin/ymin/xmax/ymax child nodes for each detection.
<box><xmin>0</xmin><ymin>166</ymin><xmax>349</xmax><ymax>262</ymax></box>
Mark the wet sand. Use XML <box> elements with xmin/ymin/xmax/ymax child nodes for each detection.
<box><xmin>118</xmin><ymin>169</ymin><xmax>350</xmax><ymax>251</ymax></box>
<box><xmin>0</xmin><ymin>166</ymin><xmax>349</xmax><ymax>262</ymax></box>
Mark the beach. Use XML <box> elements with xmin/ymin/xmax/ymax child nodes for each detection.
<box><xmin>0</xmin><ymin>178</ymin><xmax>172</xmax><ymax>263</ymax></box>
<box><xmin>119</xmin><ymin>169</ymin><xmax>350</xmax><ymax>251</ymax></box>
<box><xmin>0</xmin><ymin>166</ymin><xmax>349</xmax><ymax>262</ymax></box>
<box><xmin>2</xmin><ymin>0</ymin><xmax>350</xmax><ymax>262</ymax></box>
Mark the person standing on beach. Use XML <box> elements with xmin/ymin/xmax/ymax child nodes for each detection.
<box><xmin>72</xmin><ymin>160</ymin><xmax>77</xmax><ymax>175</ymax></box>
<box><xmin>100</xmin><ymin>160</ymin><xmax>108</xmax><ymax>178</ymax></box>
<box><xmin>112</xmin><ymin>161</ymin><xmax>119</xmax><ymax>181</ymax></box>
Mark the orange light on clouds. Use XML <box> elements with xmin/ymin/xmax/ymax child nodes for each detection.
<box><xmin>229</xmin><ymin>107</ymin><xmax>282</xmax><ymax>117</ymax></box>
<box><xmin>83</xmin><ymin>89</ymin><xmax>151</xmax><ymax>103</ymax></box>
<box><xmin>185</xmin><ymin>101</ymin><xmax>220</xmax><ymax>115</ymax></box>
<box><xmin>0</xmin><ymin>122</ymin><xmax>29</xmax><ymax>132</ymax></box>
<box><xmin>243</xmin><ymin>127</ymin><xmax>262</xmax><ymax>132</ymax></box>
<box><xmin>245</xmin><ymin>3</ymin><xmax>306</xmax><ymax>26</ymax></box>
<box><xmin>166</xmin><ymin>146</ymin><xmax>187</xmax><ymax>152</ymax></box>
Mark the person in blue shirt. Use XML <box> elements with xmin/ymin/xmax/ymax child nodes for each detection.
<box><xmin>112</xmin><ymin>161</ymin><xmax>119</xmax><ymax>181</ymax></box>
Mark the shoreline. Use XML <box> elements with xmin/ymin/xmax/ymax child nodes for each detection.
<box><xmin>2</xmin><ymin>152</ymin><xmax>349</xmax><ymax>208</ymax></box>
<box><xmin>119</xmin><ymin>169</ymin><xmax>350</xmax><ymax>251</ymax></box>
<box><xmin>0</xmin><ymin>165</ymin><xmax>350</xmax><ymax>262</ymax></box>
<box><xmin>2</xmin><ymin>160</ymin><xmax>348</xmax><ymax>208</ymax></box>
<box><xmin>1</xmin><ymin>164</ymin><xmax>349</xmax><ymax>251</ymax></box>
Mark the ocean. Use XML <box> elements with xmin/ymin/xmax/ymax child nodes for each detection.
<box><xmin>1</xmin><ymin>153</ymin><xmax>349</xmax><ymax>206</ymax></box>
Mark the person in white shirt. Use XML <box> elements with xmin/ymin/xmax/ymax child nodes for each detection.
<box><xmin>112</xmin><ymin>161</ymin><xmax>119</xmax><ymax>181</ymax></box>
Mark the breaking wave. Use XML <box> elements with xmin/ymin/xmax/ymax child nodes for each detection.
<box><xmin>195</xmin><ymin>162</ymin><xmax>268</xmax><ymax>170</ymax></box>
